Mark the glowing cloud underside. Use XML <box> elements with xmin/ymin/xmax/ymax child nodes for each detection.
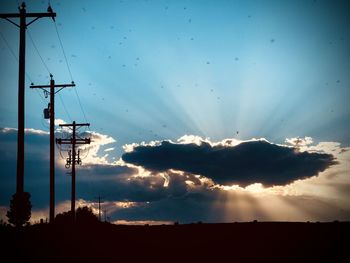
<box><xmin>1</xmin><ymin>129</ymin><xmax>349</xmax><ymax>223</ymax></box>
<box><xmin>122</xmin><ymin>138</ymin><xmax>336</xmax><ymax>187</ymax></box>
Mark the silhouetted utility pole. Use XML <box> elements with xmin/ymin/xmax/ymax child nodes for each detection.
<box><xmin>30</xmin><ymin>75</ymin><xmax>75</xmax><ymax>223</ymax></box>
<box><xmin>56</xmin><ymin>122</ymin><xmax>90</xmax><ymax>221</ymax></box>
<box><xmin>103</xmin><ymin>208</ymin><xmax>107</xmax><ymax>222</ymax></box>
<box><xmin>0</xmin><ymin>2</ymin><xmax>55</xmax><ymax>195</ymax></box>
<box><xmin>94</xmin><ymin>195</ymin><xmax>105</xmax><ymax>221</ymax></box>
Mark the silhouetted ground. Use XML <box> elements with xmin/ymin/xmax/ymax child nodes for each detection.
<box><xmin>1</xmin><ymin>221</ymin><xmax>348</xmax><ymax>262</ymax></box>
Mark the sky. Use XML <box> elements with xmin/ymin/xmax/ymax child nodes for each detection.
<box><xmin>0</xmin><ymin>0</ymin><xmax>350</xmax><ymax>224</ymax></box>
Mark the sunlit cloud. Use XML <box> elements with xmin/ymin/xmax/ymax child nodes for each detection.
<box><xmin>285</xmin><ymin>136</ymin><xmax>313</xmax><ymax>147</ymax></box>
<box><xmin>1</xmin><ymin>127</ymin><xmax>349</xmax><ymax>223</ymax></box>
<box><xmin>104</xmin><ymin>147</ymin><xmax>115</xmax><ymax>152</ymax></box>
<box><xmin>68</xmin><ymin>130</ymin><xmax>117</xmax><ymax>165</ymax></box>
<box><xmin>122</xmin><ymin>135</ymin><xmax>336</xmax><ymax>187</ymax></box>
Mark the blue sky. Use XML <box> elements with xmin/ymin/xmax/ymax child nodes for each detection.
<box><xmin>0</xmin><ymin>0</ymin><xmax>350</xmax><ymax>223</ymax></box>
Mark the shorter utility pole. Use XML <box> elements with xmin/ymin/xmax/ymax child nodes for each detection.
<box><xmin>103</xmin><ymin>208</ymin><xmax>107</xmax><ymax>222</ymax></box>
<box><xmin>56</xmin><ymin>121</ymin><xmax>90</xmax><ymax>222</ymax></box>
<box><xmin>94</xmin><ymin>195</ymin><xmax>104</xmax><ymax>221</ymax></box>
<box><xmin>30</xmin><ymin>74</ymin><xmax>75</xmax><ymax>223</ymax></box>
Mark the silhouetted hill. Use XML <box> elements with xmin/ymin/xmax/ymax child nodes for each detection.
<box><xmin>1</xmin><ymin>221</ymin><xmax>348</xmax><ymax>262</ymax></box>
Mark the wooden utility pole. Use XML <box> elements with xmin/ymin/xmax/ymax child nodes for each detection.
<box><xmin>56</xmin><ymin>122</ymin><xmax>90</xmax><ymax>221</ymax></box>
<box><xmin>30</xmin><ymin>75</ymin><xmax>75</xmax><ymax>223</ymax></box>
<box><xmin>0</xmin><ymin>2</ymin><xmax>56</xmax><ymax>195</ymax></box>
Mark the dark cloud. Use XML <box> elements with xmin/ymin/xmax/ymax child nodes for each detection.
<box><xmin>77</xmin><ymin>169</ymin><xmax>209</xmax><ymax>203</ymax></box>
<box><xmin>0</xmin><ymin>128</ymin><xmax>210</xmax><ymax>209</ymax></box>
<box><xmin>122</xmin><ymin>140</ymin><xmax>337</xmax><ymax>187</ymax></box>
<box><xmin>2</xmin><ymin>128</ymin><xmax>348</xmax><ymax>223</ymax></box>
<box><xmin>0</xmin><ymin>128</ymin><xmax>71</xmax><ymax>208</ymax></box>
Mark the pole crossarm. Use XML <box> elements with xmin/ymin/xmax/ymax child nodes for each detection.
<box><xmin>30</xmin><ymin>82</ymin><xmax>75</xmax><ymax>94</ymax></box>
<box><xmin>59</xmin><ymin>123</ymin><xmax>90</xmax><ymax>127</ymax></box>
<box><xmin>30</xmin><ymin>83</ymin><xmax>75</xmax><ymax>89</ymax></box>
<box><xmin>0</xmin><ymin>13</ymin><xmax>56</xmax><ymax>18</ymax></box>
<box><xmin>0</xmin><ymin>13</ymin><xmax>56</xmax><ymax>28</ymax></box>
<box><xmin>56</xmin><ymin>138</ymin><xmax>91</xmax><ymax>144</ymax></box>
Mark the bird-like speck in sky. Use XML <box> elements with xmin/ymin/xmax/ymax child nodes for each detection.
<box><xmin>0</xmin><ymin>0</ymin><xmax>349</xmax><ymax>224</ymax></box>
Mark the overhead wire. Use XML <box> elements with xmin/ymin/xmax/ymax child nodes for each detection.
<box><xmin>27</xmin><ymin>21</ymin><xmax>73</xmax><ymax>125</ymax></box>
<box><xmin>27</xmin><ymin>29</ymin><xmax>51</xmax><ymax>75</ymax></box>
<box><xmin>0</xmin><ymin>30</ymin><xmax>47</xmax><ymax>104</ymax></box>
<box><xmin>27</xmin><ymin>28</ymin><xmax>72</xmax><ymax>130</ymax></box>
<box><xmin>53</xmin><ymin>21</ymin><xmax>73</xmax><ymax>81</ymax></box>
<box><xmin>58</xmin><ymin>93</ymin><xmax>72</xmax><ymax>122</ymax></box>
<box><xmin>1</xmin><ymin>32</ymin><xmax>50</xmax><ymax>145</ymax></box>
<box><xmin>53</xmin><ymin>19</ymin><xmax>89</xmax><ymax>126</ymax></box>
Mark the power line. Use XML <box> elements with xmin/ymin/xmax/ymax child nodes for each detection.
<box><xmin>74</xmin><ymin>88</ymin><xmax>89</xmax><ymax>123</ymax></box>
<box><xmin>0</xmin><ymin>30</ymin><xmax>46</xmax><ymax>104</ymax></box>
<box><xmin>27</xmin><ymin>29</ymin><xmax>51</xmax><ymax>75</ymax></box>
<box><xmin>53</xmin><ymin>20</ymin><xmax>73</xmax><ymax>81</ymax></box>
<box><xmin>0</xmin><ymin>30</ymin><xmax>34</xmax><ymax>83</ymax></box>
<box><xmin>53</xmin><ymin>20</ymin><xmax>89</xmax><ymax>124</ymax></box>
<box><xmin>35</xmin><ymin>88</ymin><xmax>47</xmax><ymax>103</ymax></box>
<box><xmin>58</xmin><ymin>92</ymin><xmax>72</xmax><ymax>122</ymax></box>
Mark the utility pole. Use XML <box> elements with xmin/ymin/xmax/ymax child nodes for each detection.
<box><xmin>94</xmin><ymin>195</ymin><xmax>105</xmax><ymax>221</ymax></box>
<box><xmin>30</xmin><ymin>75</ymin><xmax>75</xmax><ymax>223</ymax></box>
<box><xmin>0</xmin><ymin>2</ymin><xmax>56</xmax><ymax>195</ymax></box>
<box><xmin>56</xmin><ymin>122</ymin><xmax>90</xmax><ymax>222</ymax></box>
<box><xmin>103</xmin><ymin>208</ymin><xmax>107</xmax><ymax>222</ymax></box>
